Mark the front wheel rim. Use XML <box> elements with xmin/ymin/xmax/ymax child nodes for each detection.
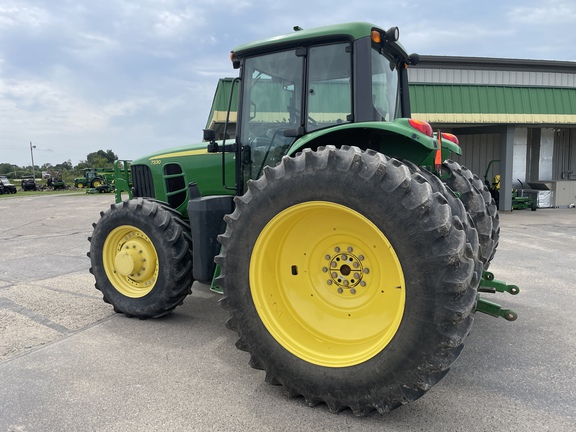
<box><xmin>250</xmin><ymin>201</ymin><xmax>405</xmax><ymax>367</ymax></box>
<box><xmin>103</xmin><ymin>225</ymin><xmax>159</xmax><ymax>297</ymax></box>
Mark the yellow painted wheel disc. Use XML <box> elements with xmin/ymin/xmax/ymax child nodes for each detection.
<box><xmin>93</xmin><ymin>179</ymin><xmax>102</xmax><ymax>187</ymax></box>
<box><xmin>250</xmin><ymin>201</ymin><xmax>405</xmax><ymax>367</ymax></box>
<box><xmin>103</xmin><ymin>225</ymin><xmax>159</xmax><ymax>298</ymax></box>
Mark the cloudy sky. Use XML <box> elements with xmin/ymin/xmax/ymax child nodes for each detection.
<box><xmin>1</xmin><ymin>0</ymin><xmax>575</xmax><ymax>167</ymax></box>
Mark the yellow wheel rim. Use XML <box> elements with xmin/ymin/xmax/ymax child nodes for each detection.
<box><xmin>77</xmin><ymin>183</ymin><xmax>83</xmax><ymax>188</ymax></box>
<box><xmin>93</xmin><ymin>179</ymin><xmax>102</xmax><ymax>187</ymax></box>
<box><xmin>103</xmin><ymin>225</ymin><xmax>159</xmax><ymax>298</ymax></box>
<box><xmin>250</xmin><ymin>201</ymin><xmax>405</xmax><ymax>367</ymax></box>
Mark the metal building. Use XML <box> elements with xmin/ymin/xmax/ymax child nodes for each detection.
<box><xmin>410</xmin><ymin>56</ymin><xmax>576</xmax><ymax>210</ymax></box>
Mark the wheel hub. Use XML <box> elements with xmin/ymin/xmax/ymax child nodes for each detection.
<box><xmin>103</xmin><ymin>226</ymin><xmax>159</xmax><ymax>297</ymax></box>
<box><xmin>113</xmin><ymin>240</ymin><xmax>148</xmax><ymax>277</ymax></box>
<box><xmin>322</xmin><ymin>246</ymin><xmax>369</xmax><ymax>294</ymax></box>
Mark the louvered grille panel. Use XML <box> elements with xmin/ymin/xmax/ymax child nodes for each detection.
<box><xmin>131</xmin><ymin>165</ymin><xmax>155</xmax><ymax>199</ymax></box>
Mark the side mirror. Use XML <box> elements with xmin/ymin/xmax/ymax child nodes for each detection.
<box><xmin>408</xmin><ymin>53</ymin><xmax>420</xmax><ymax>66</ymax></box>
<box><xmin>204</xmin><ymin>129</ymin><xmax>219</xmax><ymax>153</ymax></box>
<box><xmin>203</xmin><ymin>129</ymin><xmax>216</xmax><ymax>142</ymax></box>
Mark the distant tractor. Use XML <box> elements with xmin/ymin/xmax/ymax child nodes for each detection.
<box><xmin>484</xmin><ymin>160</ymin><xmax>537</xmax><ymax>211</ymax></box>
<box><xmin>89</xmin><ymin>22</ymin><xmax>519</xmax><ymax>415</ymax></box>
<box><xmin>75</xmin><ymin>168</ymin><xmax>114</xmax><ymax>188</ymax></box>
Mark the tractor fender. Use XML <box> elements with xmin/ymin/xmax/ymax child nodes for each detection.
<box><xmin>288</xmin><ymin>119</ymin><xmax>461</xmax><ymax>164</ymax></box>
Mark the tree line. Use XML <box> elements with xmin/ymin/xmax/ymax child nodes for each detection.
<box><xmin>0</xmin><ymin>149</ymin><xmax>118</xmax><ymax>185</ymax></box>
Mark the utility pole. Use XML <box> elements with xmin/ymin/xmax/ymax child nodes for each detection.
<box><xmin>30</xmin><ymin>141</ymin><xmax>36</xmax><ymax>180</ymax></box>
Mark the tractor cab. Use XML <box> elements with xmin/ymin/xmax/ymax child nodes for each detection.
<box><xmin>206</xmin><ymin>23</ymin><xmax>420</xmax><ymax>195</ymax></box>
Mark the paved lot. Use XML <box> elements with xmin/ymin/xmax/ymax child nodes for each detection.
<box><xmin>1</xmin><ymin>193</ymin><xmax>575</xmax><ymax>431</ymax></box>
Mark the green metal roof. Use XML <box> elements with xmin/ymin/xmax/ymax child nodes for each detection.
<box><xmin>410</xmin><ymin>84</ymin><xmax>576</xmax><ymax>124</ymax></box>
<box><xmin>205</xmin><ymin>78</ymin><xmax>239</xmax><ymax>129</ymax></box>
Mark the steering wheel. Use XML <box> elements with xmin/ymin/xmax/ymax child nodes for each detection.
<box><xmin>286</xmin><ymin>106</ymin><xmax>317</xmax><ymax>126</ymax></box>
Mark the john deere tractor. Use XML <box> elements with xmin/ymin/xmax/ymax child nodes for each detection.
<box><xmin>89</xmin><ymin>22</ymin><xmax>518</xmax><ymax>415</ymax></box>
<box><xmin>75</xmin><ymin>168</ymin><xmax>114</xmax><ymax>188</ymax></box>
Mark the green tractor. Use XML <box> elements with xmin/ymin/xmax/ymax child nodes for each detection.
<box><xmin>89</xmin><ymin>22</ymin><xmax>519</xmax><ymax>415</ymax></box>
<box><xmin>75</xmin><ymin>168</ymin><xmax>114</xmax><ymax>188</ymax></box>
<box><xmin>484</xmin><ymin>160</ymin><xmax>537</xmax><ymax>211</ymax></box>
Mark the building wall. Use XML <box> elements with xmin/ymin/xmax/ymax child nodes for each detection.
<box><xmin>409</xmin><ymin>68</ymin><xmax>576</xmax><ymax>88</ymax></box>
<box><xmin>451</xmin><ymin>133</ymin><xmax>500</xmax><ymax>182</ymax></box>
<box><xmin>553</xmin><ymin>129</ymin><xmax>576</xmax><ymax>180</ymax></box>
<box><xmin>410</xmin><ymin>56</ymin><xmax>576</xmax><ymax>209</ymax></box>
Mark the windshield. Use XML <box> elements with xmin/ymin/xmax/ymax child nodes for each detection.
<box><xmin>306</xmin><ymin>43</ymin><xmax>351</xmax><ymax>132</ymax></box>
<box><xmin>371</xmin><ymin>47</ymin><xmax>400</xmax><ymax>121</ymax></box>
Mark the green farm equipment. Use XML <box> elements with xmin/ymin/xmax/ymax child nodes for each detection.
<box><xmin>89</xmin><ymin>22</ymin><xmax>519</xmax><ymax>415</ymax></box>
<box><xmin>484</xmin><ymin>160</ymin><xmax>537</xmax><ymax>211</ymax></box>
<box><xmin>74</xmin><ymin>168</ymin><xmax>115</xmax><ymax>188</ymax></box>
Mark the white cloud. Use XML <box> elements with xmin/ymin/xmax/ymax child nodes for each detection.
<box><xmin>0</xmin><ymin>3</ymin><xmax>52</xmax><ymax>28</ymax></box>
<box><xmin>0</xmin><ymin>0</ymin><xmax>574</xmax><ymax>166</ymax></box>
<box><xmin>508</xmin><ymin>0</ymin><xmax>576</xmax><ymax>24</ymax></box>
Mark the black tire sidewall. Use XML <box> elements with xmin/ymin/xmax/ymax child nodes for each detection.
<box><xmin>90</xmin><ymin>199</ymin><xmax>192</xmax><ymax>317</ymax></box>
<box><xmin>223</xmin><ymin>148</ymin><xmax>475</xmax><ymax>408</ymax></box>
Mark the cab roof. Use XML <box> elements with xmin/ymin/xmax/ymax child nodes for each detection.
<box><xmin>231</xmin><ymin>22</ymin><xmax>405</xmax><ymax>59</ymax></box>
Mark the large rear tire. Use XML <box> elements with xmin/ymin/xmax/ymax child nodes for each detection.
<box><xmin>443</xmin><ymin>160</ymin><xmax>500</xmax><ymax>267</ymax></box>
<box><xmin>91</xmin><ymin>178</ymin><xmax>103</xmax><ymax>188</ymax></box>
<box><xmin>217</xmin><ymin>146</ymin><xmax>478</xmax><ymax>415</ymax></box>
<box><xmin>405</xmin><ymin>161</ymin><xmax>482</xmax><ymax>290</ymax></box>
<box><xmin>88</xmin><ymin>198</ymin><xmax>194</xmax><ymax>318</ymax></box>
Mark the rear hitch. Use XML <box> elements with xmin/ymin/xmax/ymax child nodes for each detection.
<box><xmin>478</xmin><ymin>271</ymin><xmax>520</xmax><ymax>295</ymax></box>
<box><xmin>475</xmin><ymin>271</ymin><xmax>519</xmax><ymax>321</ymax></box>
<box><xmin>475</xmin><ymin>296</ymin><xmax>518</xmax><ymax>321</ymax></box>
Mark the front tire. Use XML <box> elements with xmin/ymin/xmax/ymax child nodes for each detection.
<box><xmin>88</xmin><ymin>198</ymin><xmax>194</xmax><ymax>318</ymax></box>
<box><xmin>217</xmin><ymin>146</ymin><xmax>478</xmax><ymax>415</ymax></box>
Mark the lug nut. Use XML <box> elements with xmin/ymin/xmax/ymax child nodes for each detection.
<box><xmin>358</xmin><ymin>255</ymin><xmax>364</xmax><ymax>261</ymax></box>
<box><xmin>342</xmin><ymin>254</ymin><xmax>347</xmax><ymax>261</ymax></box>
<box><xmin>334</xmin><ymin>247</ymin><xmax>340</xmax><ymax>253</ymax></box>
<box><xmin>347</xmin><ymin>246</ymin><xmax>353</xmax><ymax>252</ymax></box>
<box><xmin>353</xmin><ymin>262</ymin><xmax>359</xmax><ymax>268</ymax></box>
<box><xmin>360</xmin><ymin>281</ymin><xmax>366</xmax><ymax>287</ymax></box>
<box><xmin>325</xmin><ymin>254</ymin><xmax>331</xmax><ymax>260</ymax></box>
<box><xmin>363</xmin><ymin>268</ymin><xmax>370</xmax><ymax>274</ymax></box>
<box><xmin>327</xmin><ymin>280</ymin><xmax>333</xmax><ymax>285</ymax></box>
<box><xmin>337</xmin><ymin>287</ymin><xmax>343</xmax><ymax>293</ymax></box>
<box><xmin>350</xmin><ymin>288</ymin><xmax>356</xmax><ymax>294</ymax></box>
<box><xmin>343</xmin><ymin>280</ymin><xmax>349</xmax><ymax>286</ymax></box>
<box><xmin>354</xmin><ymin>273</ymin><xmax>360</xmax><ymax>279</ymax></box>
<box><xmin>331</xmin><ymin>272</ymin><xmax>337</xmax><ymax>278</ymax></box>
<box><xmin>322</xmin><ymin>267</ymin><xmax>328</xmax><ymax>273</ymax></box>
